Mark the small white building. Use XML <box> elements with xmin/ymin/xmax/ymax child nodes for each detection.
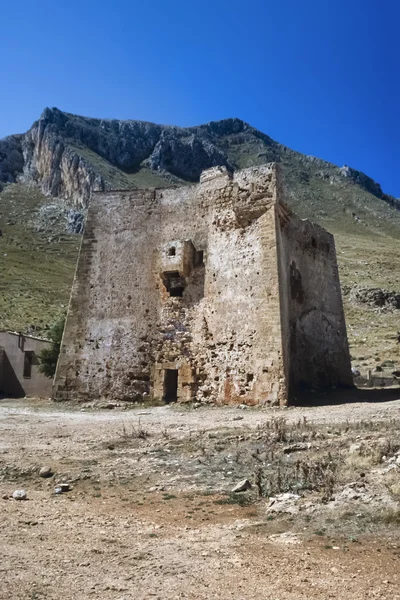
<box><xmin>0</xmin><ymin>331</ymin><xmax>53</xmax><ymax>397</ymax></box>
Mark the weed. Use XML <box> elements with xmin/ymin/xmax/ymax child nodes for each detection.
<box><xmin>371</xmin><ymin>509</ymin><xmax>400</xmax><ymax>525</ymax></box>
<box><xmin>255</xmin><ymin>467</ymin><xmax>264</xmax><ymax>497</ymax></box>
<box><xmin>256</xmin><ymin>455</ymin><xmax>338</xmax><ymax>502</ymax></box>
<box><xmin>214</xmin><ymin>493</ymin><xmax>253</xmax><ymax>507</ymax></box>
<box><xmin>161</xmin><ymin>427</ymin><xmax>170</xmax><ymax>439</ymax></box>
<box><xmin>120</xmin><ymin>419</ymin><xmax>149</xmax><ymax>440</ymax></box>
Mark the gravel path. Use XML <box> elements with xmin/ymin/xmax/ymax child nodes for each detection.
<box><xmin>1</xmin><ymin>392</ymin><xmax>400</xmax><ymax>599</ymax></box>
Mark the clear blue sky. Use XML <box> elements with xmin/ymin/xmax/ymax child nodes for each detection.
<box><xmin>1</xmin><ymin>0</ymin><xmax>399</xmax><ymax>195</ymax></box>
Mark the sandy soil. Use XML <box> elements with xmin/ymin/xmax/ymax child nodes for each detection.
<box><xmin>1</xmin><ymin>391</ymin><xmax>400</xmax><ymax>599</ymax></box>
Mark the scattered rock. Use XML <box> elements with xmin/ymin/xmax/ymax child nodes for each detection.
<box><xmin>350</xmin><ymin>287</ymin><xmax>400</xmax><ymax>311</ymax></box>
<box><xmin>148</xmin><ymin>485</ymin><xmax>166</xmax><ymax>492</ymax></box>
<box><xmin>2</xmin><ymin>494</ymin><xmax>9</xmax><ymax>500</ymax></box>
<box><xmin>232</xmin><ymin>415</ymin><xmax>244</xmax><ymax>421</ymax></box>
<box><xmin>232</xmin><ymin>479</ymin><xmax>252</xmax><ymax>493</ymax></box>
<box><xmin>67</xmin><ymin>209</ymin><xmax>85</xmax><ymax>234</ymax></box>
<box><xmin>12</xmin><ymin>490</ymin><xmax>27</xmax><ymax>501</ymax></box>
<box><xmin>283</xmin><ymin>443</ymin><xmax>310</xmax><ymax>454</ymax></box>
<box><xmin>267</xmin><ymin>493</ymin><xmax>301</xmax><ymax>515</ymax></box>
<box><xmin>54</xmin><ymin>483</ymin><xmax>70</xmax><ymax>494</ymax></box>
<box><xmin>98</xmin><ymin>402</ymin><xmax>119</xmax><ymax>410</ymax></box>
<box><xmin>349</xmin><ymin>443</ymin><xmax>362</xmax><ymax>455</ymax></box>
<box><xmin>39</xmin><ymin>466</ymin><xmax>54</xmax><ymax>478</ymax></box>
<box><xmin>269</xmin><ymin>532</ymin><xmax>301</xmax><ymax>545</ymax></box>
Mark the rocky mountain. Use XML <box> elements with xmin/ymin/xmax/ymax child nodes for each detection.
<box><xmin>0</xmin><ymin>107</ymin><xmax>399</xmax><ymax>374</ymax></box>
<box><xmin>1</xmin><ymin>107</ymin><xmax>399</xmax><ymax>214</ymax></box>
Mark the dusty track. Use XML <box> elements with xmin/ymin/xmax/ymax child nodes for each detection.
<box><xmin>1</xmin><ymin>392</ymin><xmax>400</xmax><ymax>599</ymax></box>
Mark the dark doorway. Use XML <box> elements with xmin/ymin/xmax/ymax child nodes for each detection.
<box><xmin>23</xmin><ymin>351</ymin><xmax>34</xmax><ymax>379</ymax></box>
<box><xmin>163</xmin><ymin>272</ymin><xmax>185</xmax><ymax>297</ymax></box>
<box><xmin>163</xmin><ymin>369</ymin><xmax>178</xmax><ymax>403</ymax></box>
<box><xmin>0</xmin><ymin>351</ymin><xmax>25</xmax><ymax>397</ymax></box>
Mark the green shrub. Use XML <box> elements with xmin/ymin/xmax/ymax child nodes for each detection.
<box><xmin>38</xmin><ymin>314</ymin><xmax>65</xmax><ymax>378</ymax></box>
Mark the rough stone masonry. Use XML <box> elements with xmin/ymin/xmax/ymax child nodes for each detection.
<box><xmin>53</xmin><ymin>163</ymin><xmax>352</xmax><ymax>406</ymax></box>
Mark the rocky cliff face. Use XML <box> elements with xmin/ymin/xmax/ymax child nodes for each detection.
<box><xmin>2</xmin><ymin>107</ymin><xmax>397</xmax><ymax>213</ymax></box>
<box><xmin>0</xmin><ymin>135</ymin><xmax>24</xmax><ymax>185</ymax></box>
<box><xmin>21</xmin><ymin>109</ymin><xmax>106</xmax><ymax>204</ymax></box>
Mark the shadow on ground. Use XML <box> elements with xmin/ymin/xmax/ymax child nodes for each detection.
<box><xmin>293</xmin><ymin>386</ymin><xmax>400</xmax><ymax>407</ymax></box>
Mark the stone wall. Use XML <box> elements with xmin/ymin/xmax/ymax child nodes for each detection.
<box><xmin>54</xmin><ymin>163</ymin><xmax>351</xmax><ymax>405</ymax></box>
<box><xmin>276</xmin><ymin>202</ymin><xmax>353</xmax><ymax>395</ymax></box>
<box><xmin>54</xmin><ymin>164</ymin><xmax>288</xmax><ymax>405</ymax></box>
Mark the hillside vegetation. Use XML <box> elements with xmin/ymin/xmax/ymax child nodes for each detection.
<box><xmin>0</xmin><ymin>184</ymin><xmax>79</xmax><ymax>332</ymax></box>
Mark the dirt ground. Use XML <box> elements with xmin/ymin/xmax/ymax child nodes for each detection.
<box><xmin>1</xmin><ymin>390</ymin><xmax>400</xmax><ymax>600</ymax></box>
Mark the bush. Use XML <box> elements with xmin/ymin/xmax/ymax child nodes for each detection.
<box><xmin>39</xmin><ymin>315</ymin><xmax>65</xmax><ymax>378</ymax></box>
<box><xmin>255</xmin><ymin>454</ymin><xmax>338</xmax><ymax>502</ymax></box>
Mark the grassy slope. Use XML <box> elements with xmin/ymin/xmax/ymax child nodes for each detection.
<box><xmin>0</xmin><ymin>184</ymin><xmax>80</xmax><ymax>333</ymax></box>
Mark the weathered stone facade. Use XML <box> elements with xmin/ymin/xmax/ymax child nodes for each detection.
<box><xmin>53</xmin><ymin>164</ymin><xmax>352</xmax><ymax>405</ymax></box>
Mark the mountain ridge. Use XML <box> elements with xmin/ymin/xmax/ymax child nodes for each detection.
<box><xmin>1</xmin><ymin>107</ymin><xmax>398</xmax><ymax>214</ymax></box>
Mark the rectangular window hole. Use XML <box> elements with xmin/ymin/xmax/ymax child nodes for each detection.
<box><xmin>195</xmin><ymin>250</ymin><xmax>204</xmax><ymax>266</ymax></box>
<box><xmin>163</xmin><ymin>271</ymin><xmax>185</xmax><ymax>297</ymax></box>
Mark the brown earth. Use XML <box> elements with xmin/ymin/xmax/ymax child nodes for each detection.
<box><xmin>1</xmin><ymin>392</ymin><xmax>400</xmax><ymax>599</ymax></box>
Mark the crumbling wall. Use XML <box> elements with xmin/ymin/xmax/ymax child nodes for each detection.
<box><xmin>54</xmin><ymin>164</ymin><xmax>287</xmax><ymax>404</ymax></box>
<box><xmin>53</xmin><ymin>188</ymin><xmax>162</xmax><ymax>401</ymax></box>
<box><xmin>54</xmin><ymin>161</ymin><xmax>350</xmax><ymax>405</ymax></box>
<box><xmin>276</xmin><ymin>204</ymin><xmax>353</xmax><ymax>396</ymax></box>
<box><xmin>189</xmin><ymin>167</ymin><xmax>286</xmax><ymax>405</ymax></box>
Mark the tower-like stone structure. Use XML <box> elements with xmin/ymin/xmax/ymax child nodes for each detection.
<box><xmin>53</xmin><ymin>164</ymin><xmax>352</xmax><ymax>405</ymax></box>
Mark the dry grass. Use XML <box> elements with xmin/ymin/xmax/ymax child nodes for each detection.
<box><xmin>255</xmin><ymin>455</ymin><xmax>338</xmax><ymax>501</ymax></box>
<box><xmin>0</xmin><ymin>184</ymin><xmax>79</xmax><ymax>333</ymax></box>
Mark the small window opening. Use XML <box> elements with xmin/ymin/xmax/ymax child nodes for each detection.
<box><xmin>163</xmin><ymin>271</ymin><xmax>185</xmax><ymax>297</ymax></box>
<box><xmin>23</xmin><ymin>351</ymin><xmax>34</xmax><ymax>379</ymax></box>
<box><xmin>170</xmin><ymin>286</ymin><xmax>184</xmax><ymax>297</ymax></box>
<box><xmin>195</xmin><ymin>249</ymin><xmax>204</xmax><ymax>266</ymax></box>
<box><xmin>163</xmin><ymin>369</ymin><xmax>178</xmax><ymax>403</ymax></box>
<box><xmin>168</xmin><ymin>247</ymin><xmax>176</xmax><ymax>256</ymax></box>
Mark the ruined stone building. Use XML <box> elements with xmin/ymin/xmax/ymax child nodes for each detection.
<box><xmin>53</xmin><ymin>164</ymin><xmax>352</xmax><ymax>406</ymax></box>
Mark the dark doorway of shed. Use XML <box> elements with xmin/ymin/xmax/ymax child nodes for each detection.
<box><xmin>23</xmin><ymin>351</ymin><xmax>33</xmax><ymax>379</ymax></box>
<box><xmin>163</xmin><ymin>369</ymin><xmax>178</xmax><ymax>403</ymax></box>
